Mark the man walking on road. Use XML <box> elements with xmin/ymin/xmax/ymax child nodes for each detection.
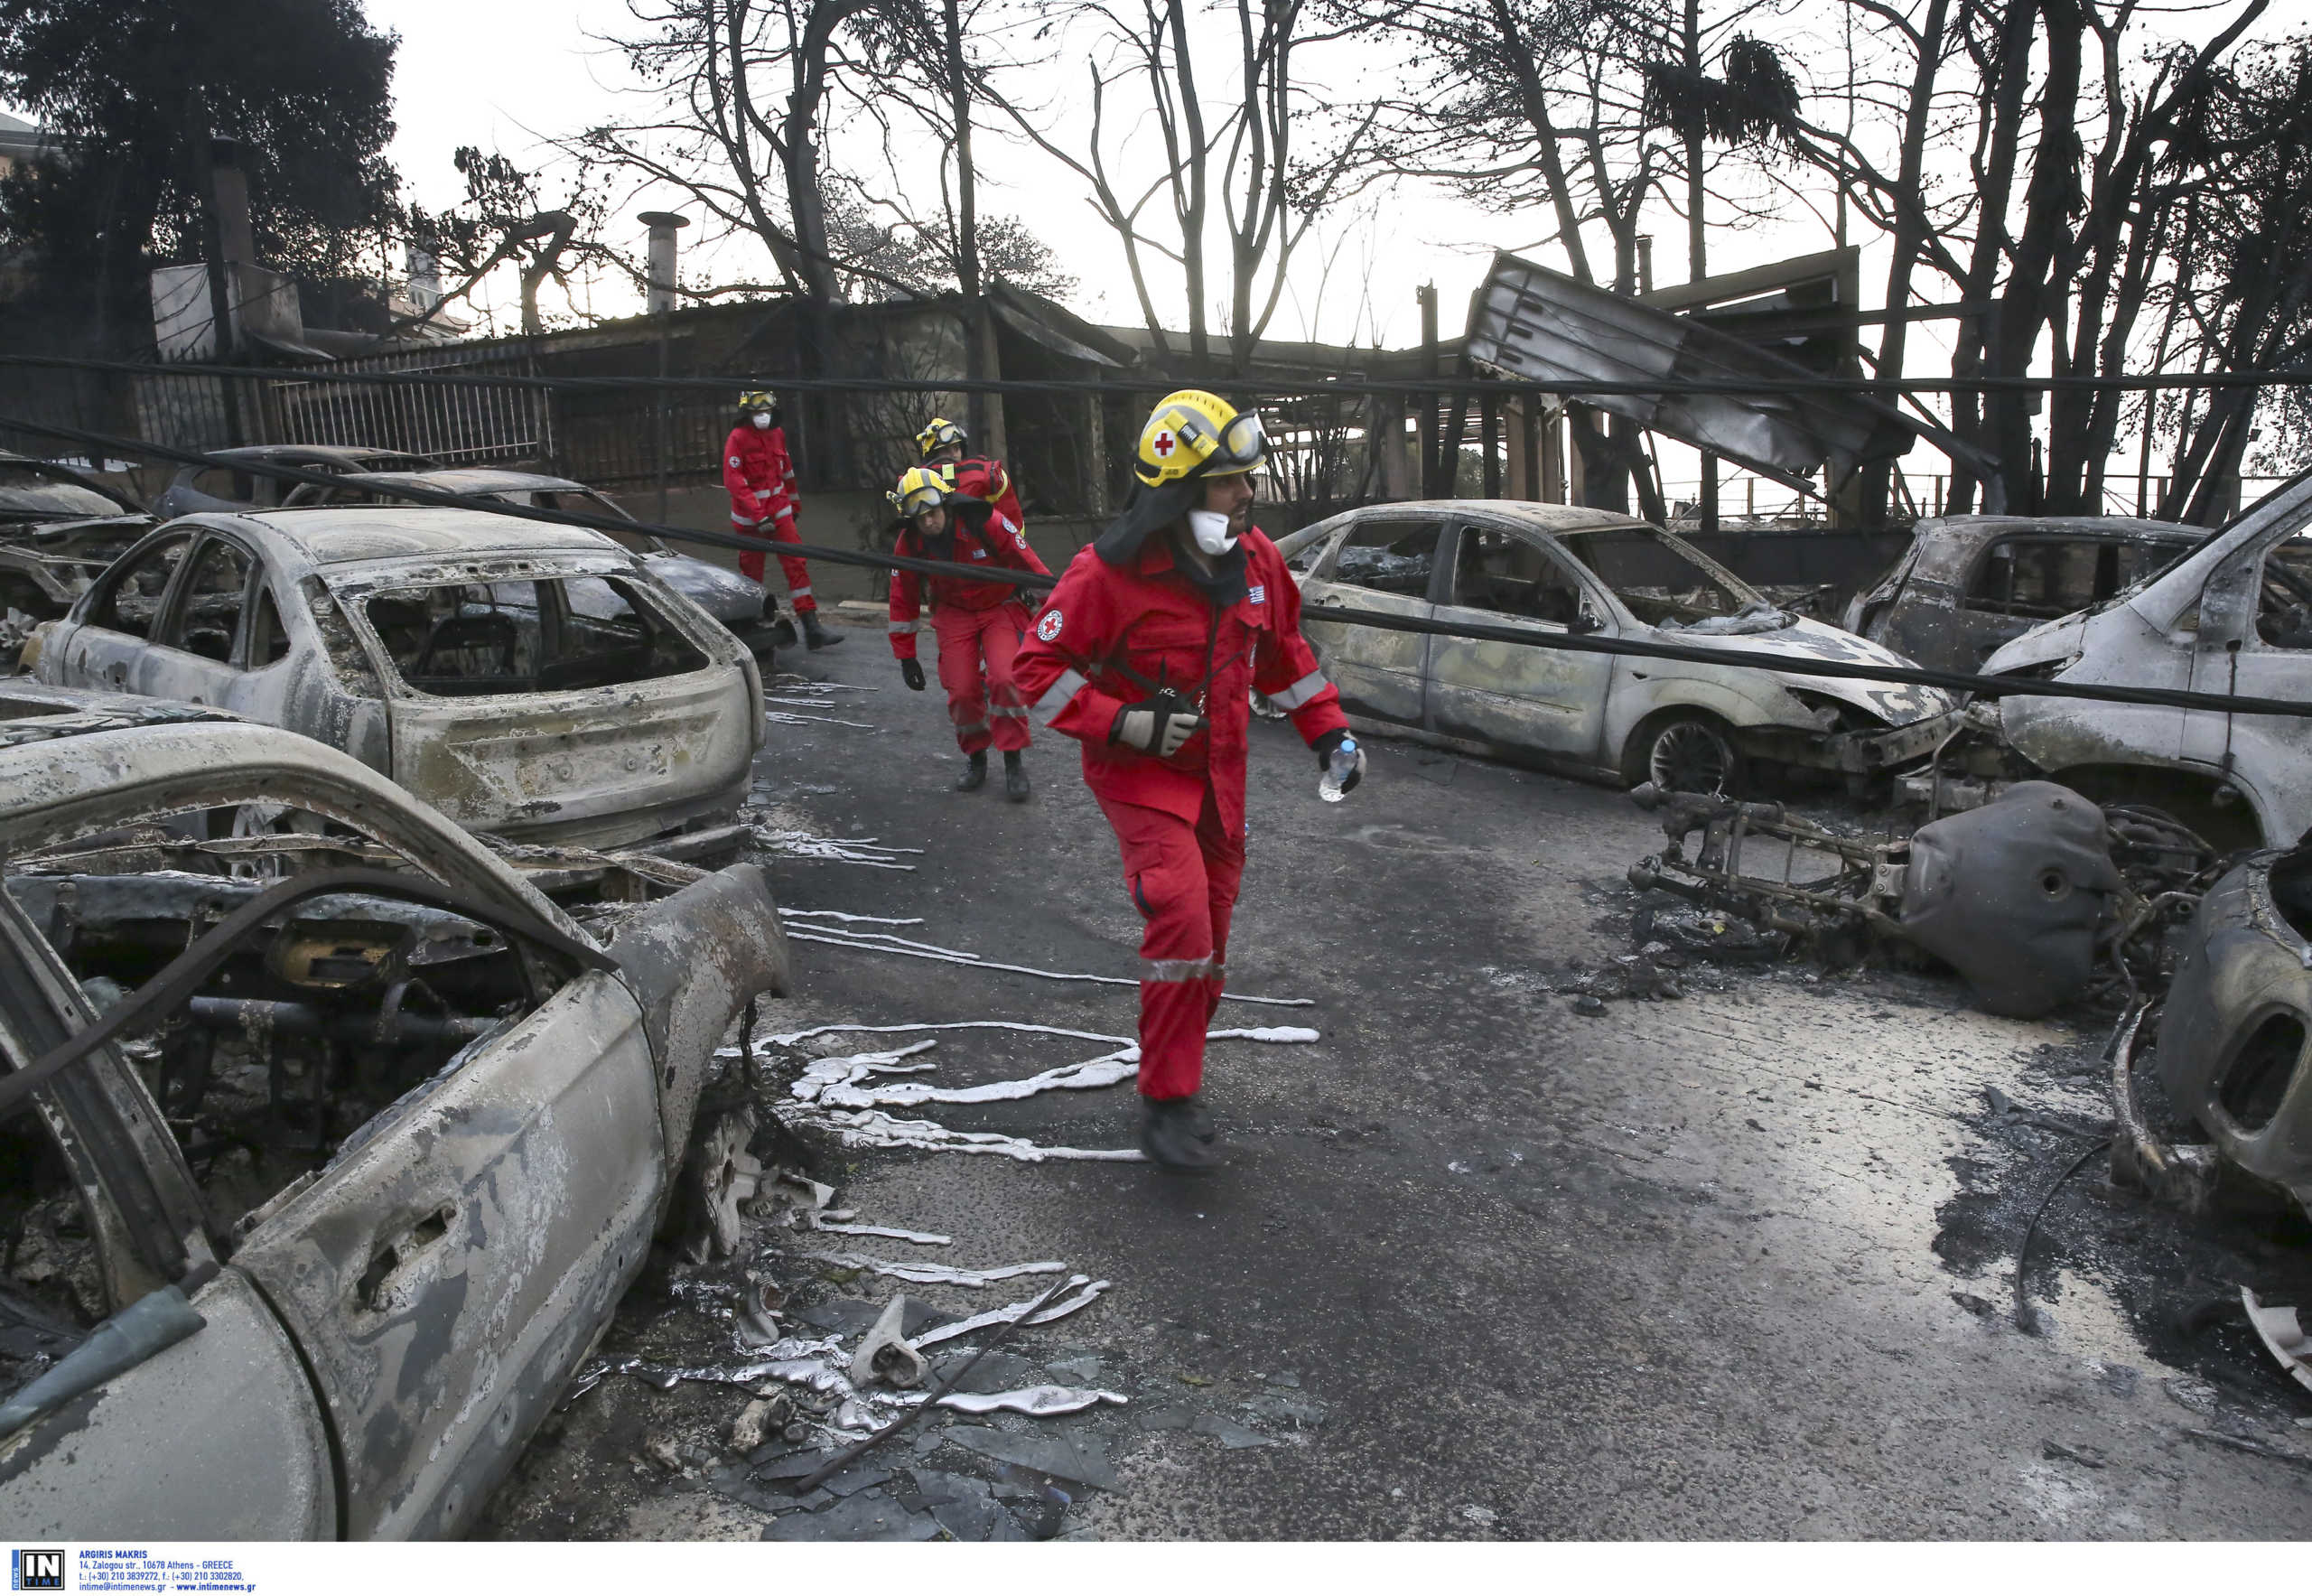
<box><xmin>1011</xmin><ymin>390</ymin><xmax>1366</xmax><ymax>1171</ymax></box>
<box><xmin>724</xmin><ymin>390</ymin><xmax>840</xmax><ymax>650</ymax></box>
<box><xmin>888</xmin><ymin>465</ymin><xmax>1049</xmax><ymax>800</ymax></box>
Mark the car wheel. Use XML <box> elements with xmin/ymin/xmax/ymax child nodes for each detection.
<box><xmin>1633</xmin><ymin>713</ymin><xmax>1743</xmax><ymax>795</ymax></box>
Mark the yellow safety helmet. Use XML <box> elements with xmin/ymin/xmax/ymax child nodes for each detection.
<box><xmin>916</xmin><ymin>417</ymin><xmax>967</xmax><ymax>460</ymax></box>
<box><xmin>1133</xmin><ymin>389</ymin><xmax>1268</xmax><ymax>486</ymax></box>
<box><xmin>738</xmin><ymin>388</ymin><xmax>778</xmax><ymax>415</ymax></box>
<box><xmin>889</xmin><ymin>465</ymin><xmax>950</xmax><ymax>520</ymax></box>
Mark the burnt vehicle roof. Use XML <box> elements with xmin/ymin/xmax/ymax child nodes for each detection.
<box><xmin>1345</xmin><ymin>498</ymin><xmax>1648</xmax><ymax>536</ymax></box>
<box><xmin>0</xmin><ymin>681</ymin><xmax>242</xmax><ymax>746</ymax></box>
<box><xmin>1904</xmin><ymin>514</ymin><xmax>2199</xmax><ymax>582</ymax></box>
<box><xmin>196</xmin><ymin>444</ymin><xmax>439</xmax><ymax>471</ymax></box>
<box><xmin>0</xmin><ymin>451</ymin><xmax>144</xmax><ymax>518</ymax></box>
<box><xmin>201</xmin><ymin>505</ymin><xmax>624</xmax><ymax>567</ymax></box>
<box><xmin>340</xmin><ymin>468</ymin><xmax>607</xmax><ymax>497</ymax></box>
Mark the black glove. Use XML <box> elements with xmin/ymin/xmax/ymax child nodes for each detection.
<box><xmin>900</xmin><ymin>658</ymin><xmax>926</xmax><ymax>691</ymax></box>
<box><xmin>1110</xmin><ymin>693</ymin><xmax>1205</xmax><ymax>757</ymax></box>
<box><xmin>1312</xmin><ymin>728</ymin><xmax>1363</xmax><ymax>793</ymax></box>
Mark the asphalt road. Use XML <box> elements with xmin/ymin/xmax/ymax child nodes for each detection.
<box><xmin>489</xmin><ymin>612</ymin><xmax>2312</xmax><ymax>1540</ymax></box>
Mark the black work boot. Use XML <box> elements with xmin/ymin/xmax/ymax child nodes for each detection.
<box><xmin>955</xmin><ymin>751</ymin><xmax>989</xmax><ymax>792</ymax></box>
<box><xmin>801</xmin><ymin>611</ymin><xmax>842</xmax><ymax>649</ymax></box>
<box><xmin>1140</xmin><ymin>1097</ymin><xmax>1223</xmax><ymax>1172</ymax></box>
<box><xmin>1179</xmin><ymin>1092</ymin><xmax>1216</xmax><ymax>1143</ymax></box>
<box><xmin>1002</xmin><ymin>750</ymin><xmax>1030</xmax><ymax>803</ymax></box>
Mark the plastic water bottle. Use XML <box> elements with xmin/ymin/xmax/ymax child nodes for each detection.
<box><xmin>1319</xmin><ymin>735</ymin><xmax>1359</xmax><ymax>803</ymax></box>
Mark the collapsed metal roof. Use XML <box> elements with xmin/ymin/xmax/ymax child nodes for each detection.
<box><xmin>1464</xmin><ymin>252</ymin><xmax>1994</xmax><ymax>494</ymax></box>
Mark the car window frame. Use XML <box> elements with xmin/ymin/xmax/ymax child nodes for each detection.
<box><xmin>1315</xmin><ymin>512</ymin><xmax>1454</xmax><ymax>602</ymax></box>
<box><xmin>79</xmin><ymin>527</ymin><xmax>200</xmax><ymax>641</ymax></box>
<box><xmin>154</xmin><ymin>533</ymin><xmax>264</xmax><ymax>667</ymax></box>
<box><xmin>1440</xmin><ymin>518</ymin><xmax>1611</xmax><ymax>628</ymax></box>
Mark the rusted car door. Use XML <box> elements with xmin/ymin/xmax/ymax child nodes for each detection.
<box><xmin>1426</xmin><ymin>522</ymin><xmax>1613</xmax><ymax>761</ymax></box>
<box><xmin>1297</xmin><ymin>514</ymin><xmax>1442</xmax><ymax>726</ymax></box>
<box><xmin>358</xmin><ymin>572</ymin><xmax>749</xmax><ymax>840</ymax></box>
<box><xmin>226</xmin><ymin>926</ymin><xmax>664</xmax><ymax>1539</ymax></box>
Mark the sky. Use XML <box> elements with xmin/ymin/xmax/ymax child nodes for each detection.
<box><xmin>359</xmin><ymin>0</ymin><xmax>1857</xmax><ymax>350</ymax></box>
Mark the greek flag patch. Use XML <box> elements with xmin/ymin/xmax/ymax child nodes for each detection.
<box><xmin>1249</xmin><ymin>584</ymin><xmax>1266</xmax><ymax>604</ymax></box>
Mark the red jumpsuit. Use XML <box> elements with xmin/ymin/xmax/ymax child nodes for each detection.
<box><xmin>1010</xmin><ymin>528</ymin><xmax>1347</xmax><ymax>1100</ymax></box>
<box><xmin>935</xmin><ymin>455</ymin><xmax>1026</xmax><ymax>533</ymax></box>
<box><xmin>722</xmin><ymin>422</ymin><xmax>815</xmax><ymax>612</ymax></box>
<box><xmin>889</xmin><ymin>504</ymin><xmax>1051</xmax><ymax>755</ymax></box>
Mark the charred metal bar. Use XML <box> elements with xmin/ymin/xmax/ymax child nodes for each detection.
<box><xmin>184</xmin><ymin>996</ymin><xmax>497</xmax><ymax>1047</ymax></box>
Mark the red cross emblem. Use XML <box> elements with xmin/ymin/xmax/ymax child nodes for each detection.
<box><xmin>1151</xmin><ymin>429</ymin><xmax>1176</xmax><ymax>458</ymax></box>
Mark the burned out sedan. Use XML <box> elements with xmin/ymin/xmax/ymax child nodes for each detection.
<box><xmin>0</xmin><ymin>452</ymin><xmax>153</xmax><ymax>638</ymax></box>
<box><xmin>1280</xmin><ymin>500</ymin><xmax>1956</xmax><ymax>792</ymax></box>
<box><xmin>1843</xmin><ymin>514</ymin><xmax>2199</xmax><ymax>673</ymax></box>
<box><xmin>148</xmin><ymin>443</ymin><xmax>443</xmax><ymax>520</ymax></box>
<box><xmin>24</xmin><ymin>506</ymin><xmax>765</xmax><ymax>848</ymax></box>
<box><xmin>287</xmin><ymin>468</ymin><xmax>776</xmax><ymax>653</ymax></box>
<box><xmin>0</xmin><ymin>697</ymin><xmax>789</xmax><ymax>1537</ymax></box>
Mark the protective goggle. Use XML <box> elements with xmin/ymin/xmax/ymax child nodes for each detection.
<box><xmin>918</xmin><ymin>421</ymin><xmax>965</xmax><ymax>453</ymax></box>
<box><xmin>739</xmin><ymin>390</ymin><xmax>776</xmax><ymax>412</ymax></box>
<box><xmin>1179</xmin><ymin>408</ymin><xmax>1268</xmax><ymax>476</ymax></box>
<box><xmin>890</xmin><ymin>478</ymin><xmax>947</xmax><ymax>518</ymax></box>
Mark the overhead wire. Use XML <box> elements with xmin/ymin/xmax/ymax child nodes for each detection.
<box><xmin>8</xmin><ymin>408</ymin><xmax>2312</xmax><ymax>721</ymax></box>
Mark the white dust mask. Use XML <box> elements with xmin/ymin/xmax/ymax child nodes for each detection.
<box><xmin>1187</xmin><ymin>508</ymin><xmax>1237</xmax><ymax>556</ymax></box>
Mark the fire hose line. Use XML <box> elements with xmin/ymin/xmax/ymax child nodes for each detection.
<box><xmin>12</xmin><ymin>410</ymin><xmax>2312</xmax><ymax>723</ymax></box>
<box><xmin>11</xmin><ymin>350</ymin><xmax>2312</xmax><ymax>399</ymax></box>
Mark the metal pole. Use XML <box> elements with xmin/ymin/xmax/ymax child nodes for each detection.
<box><xmin>639</xmin><ymin>212</ymin><xmax>689</xmax><ymax>522</ymax></box>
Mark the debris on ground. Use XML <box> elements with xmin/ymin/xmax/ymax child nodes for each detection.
<box><xmin>1620</xmin><ymin>780</ymin><xmax>2221</xmax><ymax>1018</ymax></box>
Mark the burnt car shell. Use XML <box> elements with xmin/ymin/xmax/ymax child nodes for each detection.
<box><xmin>2154</xmin><ymin>844</ymin><xmax>2312</xmax><ymax>1218</ymax></box>
<box><xmin>1843</xmin><ymin>515</ymin><xmax>2198</xmax><ymax>674</ymax></box>
<box><xmin>297</xmin><ymin>470</ymin><xmax>774</xmax><ymax>651</ymax></box>
<box><xmin>29</xmin><ymin>507</ymin><xmax>766</xmax><ymax>849</ymax></box>
<box><xmin>0</xmin><ymin>706</ymin><xmax>788</xmax><ymax>1537</ymax></box>
<box><xmin>149</xmin><ymin>444</ymin><xmax>442</xmax><ymax>520</ymax></box>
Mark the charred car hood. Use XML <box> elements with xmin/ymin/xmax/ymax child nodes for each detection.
<box><xmin>1657</xmin><ymin>617</ymin><xmax>1954</xmax><ymax>726</ymax></box>
<box><xmin>1980</xmin><ymin>611</ymin><xmax>2091</xmax><ymax>678</ymax></box>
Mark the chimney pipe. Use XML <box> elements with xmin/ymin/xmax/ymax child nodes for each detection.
<box><xmin>638</xmin><ymin>211</ymin><xmax>689</xmax><ymax>315</ymax></box>
<box><xmin>210</xmin><ymin>136</ymin><xmax>257</xmax><ymax>269</ymax></box>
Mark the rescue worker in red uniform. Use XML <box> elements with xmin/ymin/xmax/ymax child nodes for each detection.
<box><xmin>887</xmin><ymin>465</ymin><xmax>1049</xmax><ymax>800</ymax></box>
<box><xmin>724</xmin><ymin>390</ymin><xmax>840</xmax><ymax>650</ymax></box>
<box><xmin>1011</xmin><ymin>390</ymin><xmax>1366</xmax><ymax>1171</ymax></box>
<box><xmin>916</xmin><ymin>416</ymin><xmax>1027</xmax><ymax>533</ymax></box>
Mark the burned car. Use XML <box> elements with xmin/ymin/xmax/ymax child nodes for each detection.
<box><xmin>24</xmin><ymin>505</ymin><xmax>766</xmax><ymax>849</ymax></box>
<box><xmin>2121</xmin><ymin>837</ymin><xmax>2312</xmax><ymax>1224</ymax></box>
<box><xmin>287</xmin><ymin>469</ymin><xmax>776</xmax><ymax>654</ymax></box>
<box><xmin>0</xmin><ymin>696</ymin><xmax>789</xmax><ymax>1536</ymax></box>
<box><xmin>0</xmin><ymin>452</ymin><xmax>153</xmax><ymax>641</ymax></box>
<box><xmin>147</xmin><ymin>443</ymin><xmax>443</xmax><ymax>519</ymax></box>
<box><xmin>1279</xmin><ymin>500</ymin><xmax>1957</xmax><ymax>792</ymax></box>
<box><xmin>1912</xmin><ymin>471</ymin><xmax>2312</xmax><ymax>848</ymax></box>
<box><xmin>1843</xmin><ymin>514</ymin><xmax>2199</xmax><ymax>673</ymax></box>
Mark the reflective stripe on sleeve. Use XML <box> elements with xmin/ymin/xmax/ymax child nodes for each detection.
<box><xmin>1266</xmin><ymin>669</ymin><xmax>1330</xmax><ymax>711</ymax></box>
<box><xmin>1034</xmin><ymin>667</ymin><xmax>1088</xmax><ymax>724</ymax></box>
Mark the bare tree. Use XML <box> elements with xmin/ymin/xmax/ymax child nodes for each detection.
<box><xmin>994</xmin><ymin>0</ymin><xmax>1373</xmax><ymax>375</ymax></box>
<box><xmin>574</xmin><ymin>0</ymin><xmax>900</xmax><ymax>302</ymax></box>
<box><xmin>407</xmin><ymin>148</ymin><xmax>620</xmax><ymax>336</ymax></box>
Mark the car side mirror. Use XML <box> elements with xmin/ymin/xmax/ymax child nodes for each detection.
<box><xmin>1571</xmin><ymin>609</ymin><xmax>1605</xmax><ymax>635</ymax></box>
